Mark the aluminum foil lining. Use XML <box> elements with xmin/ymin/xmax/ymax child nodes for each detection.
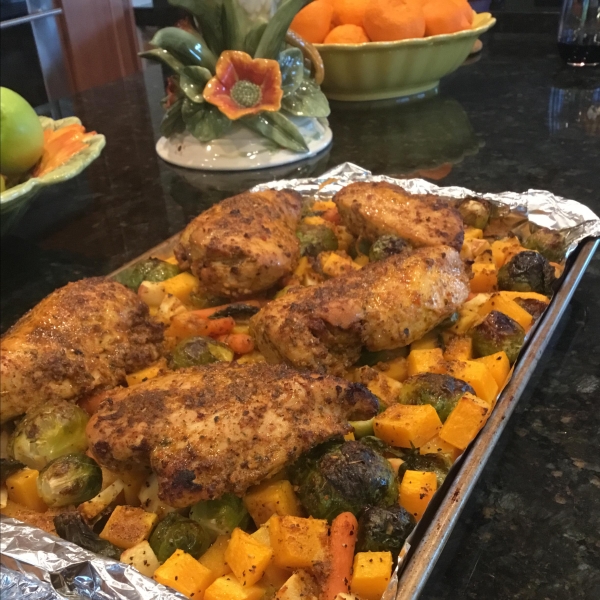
<box><xmin>2</xmin><ymin>162</ymin><xmax>598</xmax><ymax>600</ymax></box>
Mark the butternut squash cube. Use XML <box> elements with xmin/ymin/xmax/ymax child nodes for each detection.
<box><xmin>6</xmin><ymin>468</ymin><xmax>46</xmax><ymax>512</ymax></box>
<box><xmin>478</xmin><ymin>294</ymin><xmax>533</xmax><ymax>332</ymax></box>
<box><xmin>126</xmin><ymin>359</ymin><xmax>167</xmax><ymax>387</ymax></box>
<box><xmin>251</xmin><ymin>520</ymin><xmax>292</xmax><ymax>589</ymax></box>
<box><xmin>274</xmin><ymin>570</ymin><xmax>319</xmax><ymax>600</ymax></box>
<box><xmin>410</xmin><ymin>330</ymin><xmax>440</xmax><ymax>351</ymax></box>
<box><xmin>121</xmin><ymin>540</ymin><xmax>160</xmax><ymax>578</ymax></box>
<box><xmin>343</xmin><ymin>431</ymin><xmax>355</xmax><ymax>441</ymax></box>
<box><xmin>407</xmin><ymin>348</ymin><xmax>444</xmax><ymax>377</ymax></box>
<box><xmin>225</xmin><ymin>528</ymin><xmax>273</xmax><ymax>587</ymax></box>
<box><xmin>159</xmin><ymin>272</ymin><xmax>200</xmax><ymax>305</ymax></box>
<box><xmin>164</xmin><ymin>255</ymin><xmax>179</xmax><ymax>265</ymax></box>
<box><xmin>350</xmin><ymin>551</ymin><xmax>393</xmax><ymax>600</ymax></box>
<box><xmin>374</xmin><ymin>404</ymin><xmax>442</xmax><ymax>449</ymax></box>
<box><xmin>376</xmin><ymin>356</ymin><xmax>409</xmax><ymax>382</ymax></box>
<box><xmin>439</xmin><ymin>392</ymin><xmax>492</xmax><ymax>450</ymax></box>
<box><xmin>354</xmin><ymin>254</ymin><xmax>370</xmax><ymax>267</ymax></box>
<box><xmin>445</xmin><ymin>360</ymin><xmax>499</xmax><ymax>406</ymax></box>
<box><xmin>99</xmin><ymin>505</ymin><xmax>158</xmax><ymax>549</ymax></box>
<box><xmin>199</xmin><ymin>535</ymin><xmax>232</xmax><ymax>580</ymax></box>
<box><xmin>399</xmin><ymin>471</ymin><xmax>437</xmax><ymax>521</ymax></box>
<box><xmin>79</xmin><ymin>479</ymin><xmax>125</xmax><ymax>521</ymax></box>
<box><xmin>353</xmin><ymin>366</ymin><xmax>404</xmax><ymax>408</ymax></box>
<box><xmin>419</xmin><ymin>435</ymin><xmax>462</xmax><ymax>462</ymax></box>
<box><xmin>474</xmin><ymin>351</ymin><xmax>511</xmax><ymax>389</ymax></box>
<box><xmin>268</xmin><ymin>516</ymin><xmax>329</xmax><ymax>570</ymax></box>
<box><xmin>497</xmin><ymin>291</ymin><xmax>550</xmax><ymax>303</ymax></box>
<box><xmin>204</xmin><ymin>575</ymin><xmax>266</xmax><ymax>600</ymax></box>
<box><xmin>470</xmin><ymin>263</ymin><xmax>498</xmax><ymax>293</ymax></box>
<box><xmin>319</xmin><ymin>252</ymin><xmax>362</xmax><ymax>278</ymax></box>
<box><xmin>154</xmin><ymin>549</ymin><xmax>214</xmax><ymax>599</ymax></box>
<box><xmin>244</xmin><ymin>480</ymin><xmax>301</xmax><ymax>527</ymax></box>
<box><xmin>464</xmin><ymin>227</ymin><xmax>484</xmax><ymax>240</ymax></box>
<box><xmin>443</xmin><ymin>336</ymin><xmax>473</xmax><ymax>362</ymax></box>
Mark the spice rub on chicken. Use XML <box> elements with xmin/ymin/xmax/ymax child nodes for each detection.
<box><xmin>250</xmin><ymin>246</ymin><xmax>470</xmax><ymax>375</ymax></box>
<box><xmin>86</xmin><ymin>362</ymin><xmax>378</xmax><ymax>507</ymax></box>
<box><xmin>333</xmin><ymin>181</ymin><xmax>464</xmax><ymax>250</ymax></box>
<box><xmin>174</xmin><ymin>189</ymin><xmax>303</xmax><ymax>298</ymax></box>
<box><xmin>0</xmin><ymin>278</ymin><xmax>163</xmax><ymax>424</ymax></box>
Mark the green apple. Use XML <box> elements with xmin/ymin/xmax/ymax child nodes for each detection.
<box><xmin>0</xmin><ymin>87</ymin><xmax>44</xmax><ymax>176</ymax></box>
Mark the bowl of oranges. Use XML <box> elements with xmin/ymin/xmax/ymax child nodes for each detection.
<box><xmin>290</xmin><ymin>0</ymin><xmax>496</xmax><ymax>101</ymax></box>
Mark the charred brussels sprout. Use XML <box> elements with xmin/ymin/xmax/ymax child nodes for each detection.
<box><xmin>114</xmin><ymin>258</ymin><xmax>179</xmax><ymax>291</ymax></box>
<box><xmin>149</xmin><ymin>512</ymin><xmax>211</xmax><ymax>562</ymax></box>
<box><xmin>54</xmin><ymin>512</ymin><xmax>121</xmax><ymax>560</ymax></box>
<box><xmin>368</xmin><ymin>235</ymin><xmax>411</xmax><ymax>262</ymax></box>
<box><xmin>470</xmin><ymin>311</ymin><xmax>525</xmax><ymax>364</ymax></box>
<box><xmin>514</xmin><ymin>297</ymin><xmax>548</xmax><ymax>320</ymax></box>
<box><xmin>290</xmin><ymin>441</ymin><xmax>398</xmax><ymax>521</ymax></box>
<box><xmin>190</xmin><ymin>493</ymin><xmax>251</xmax><ymax>543</ymax></box>
<box><xmin>359</xmin><ymin>436</ymin><xmax>407</xmax><ymax>460</ymax></box>
<box><xmin>9</xmin><ymin>399</ymin><xmax>89</xmax><ymax>470</ymax></box>
<box><xmin>296</xmin><ymin>223</ymin><xmax>338</xmax><ymax>257</ymax></box>
<box><xmin>398</xmin><ymin>373</ymin><xmax>475</xmax><ymax>422</ymax></box>
<box><xmin>168</xmin><ymin>336</ymin><xmax>234</xmax><ymax>369</ymax></box>
<box><xmin>37</xmin><ymin>453</ymin><xmax>102</xmax><ymax>507</ymax></box>
<box><xmin>497</xmin><ymin>251</ymin><xmax>556</xmax><ymax>296</ymax></box>
<box><xmin>523</xmin><ymin>227</ymin><xmax>567</xmax><ymax>263</ymax></box>
<box><xmin>209</xmin><ymin>304</ymin><xmax>260</xmax><ymax>320</ymax></box>
<box><xmin>357</xmin><ymin>506</ymin><xmax>415</xmax><ymax>560</ymax></box>
<box><xmin>0</xmin><ymin>458</ymin><xmax>25</xmax><ymax>483</ymax></box>
<box><xmin>403</xmin><ymin>452</ymin><xmax>452</xmax><ymax>489</ymax></box>
<box><xmin>457</xmin><ymin>199</ymin><xmax>492</xmax><ymax>230</ymax></box>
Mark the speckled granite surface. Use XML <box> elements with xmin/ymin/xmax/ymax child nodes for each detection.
<box><xmin>1</xmin><ymin>31</ymin><xmax>598</xmax><ymax>599</ymax></box>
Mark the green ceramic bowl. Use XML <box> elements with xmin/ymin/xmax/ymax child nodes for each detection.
<box><xmin>315</xmin><ymin>12</ymin><xmax>496</xmax><ymax>101</ymax></box>
<box><xmin>1</xmin><ymin>116</ymin><xmax>106</xmax><ymax>213</ymax></box>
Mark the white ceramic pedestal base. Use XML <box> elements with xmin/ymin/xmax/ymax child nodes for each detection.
<box><xmin>156</xmin><ymin>117</ymin><xmax>332</xmax><ymax>171</ymax></box>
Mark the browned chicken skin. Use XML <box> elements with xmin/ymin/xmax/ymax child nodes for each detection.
<box><xmin>87</xmin><ymin>362</ymin><xmax>378</xmax><ymax>507</ymax></box>
<box><xmin>0</xmin><ymin>278</ymin><xmax>163</xmax><ymax>423</ymax></box>
<box><xmin>250</xmin><ymin>246</ymin><xmax>470</xmax><ymax>375</ymax></box>
<box><xmin>175</xmin><ymin>189</ymin><xmax>302</xmax><ymax>298</ymax></box>
<box><xmin>334</xmin><ymin>181</ymin><xmax>464</xmax><ymax>250</ymax></box>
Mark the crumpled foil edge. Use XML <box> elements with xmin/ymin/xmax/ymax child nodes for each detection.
<box><xmin>2</xmin><ymin>162</ymin><xmax>598</xmax><ymax>600</ymax></box>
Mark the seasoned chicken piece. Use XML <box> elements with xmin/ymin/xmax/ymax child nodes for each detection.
<box><xmin>87</xmin><ymin>362</ymin><xmax>378</xmax><ymax>507</ymax></box>
<box><xmin>175</xmin><ymin>189</ymin><xmax>302</xmax><ymax>298</ymax></box>
<box><xmin>0</xmin><ymin>278</ymin><xmax>163</xmax><ymax>423</ymax></box>
<box><xmin>334</xmin><ymin>181</ymin><xmax>464</xmax><ymax>250</ymax></box>
<box><xmin>251</xmin><ymin>246</ymin><xmax>470</xmax><ymax>375</ymax></box>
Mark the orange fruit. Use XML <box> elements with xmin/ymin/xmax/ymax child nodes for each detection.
<box><xmin>423</xmin><ymin>0</ymin><xmax>472</xmax><ymax>36</ymax></box>
<box><xmin>363</xmin><ymin>0</ymin><xmax>426</xmax><ymax>42</ymax></box>
<box><xmin>290</xmin><ymin>1</ymin><xmax>334</xmax><ymax>44</ymax></box>
<box><xmin>332</xmin><ymin>0</ymin><xmax>370</xmax><ymax>27</ymax></box>
<box><xmin>324</xmin><ymin>24</ymin><xmax>370</xmax><ymax>43</ymax></box>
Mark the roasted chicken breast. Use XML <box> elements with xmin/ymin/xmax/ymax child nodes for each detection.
<box><xmin>175</xmin><ymin>189</ymin><xmax>302</xmax><ymax>298</ymax></box>
<box><xmin>250</xmin><ymin>246</ymin><xmax>470</xmax><ymax>375</ymax></box>
<box><xmin>334</xmin><ymin>181</ymin><xmax>464</xmax><ymax>250</ymax></box>
<box><xmin>87</xmin><ymin>362</ymin><xmax>378</xmax><ymax>507</ymax></box>
<box><xmin>0</xmin><ymin>278</ymin><xmax>163</xmax><ymax>423</ymax></box>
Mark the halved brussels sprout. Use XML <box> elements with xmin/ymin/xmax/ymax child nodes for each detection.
<box><xmin>357</xmin><ymin>506</ymin><xmax>415</xmax><ymax>560</ymax></box>
<box><xmin>296</xmin><ymin>223</ymin><xmax>338</xmax><ymax>257</ymax></box>
<box><xmin>149</xmin><ymin>512</ymin><xmax>211</xmax><ymax>562</ymax></box>
<box><xmin>114</xmin><ymin>258</ymin><xmax>179</xmax><ymax>291</ymax></box>
<box><xmin>470</xmin><ymin>310</ymin><xmax>525</xmax><ymax>364</ymax></box>
<box><xmin>189</xmin><ymin>493</ymin><xmax>251</xmax><ymax>543</ymax></box>
<box><xmin>168</xmin><ymin>336</ymin><xmax>234</xmax><ymax>369</ymax></box>
<box><xmin>9</xmin><ymin>399</ymin><xmax>89</xmax><ymax>470</ymax></box>
<box><xmin>54</xmin><ymin>512</ymin><xmax>121</xmax><ymax>560</ymax></box>
<box><xmin>398</xmin><ymin>373</ymin><xmax>475</xmax><ymax>422</ymax></box>
<box><xmin>513</xmin><ymin>297</ymin><xmax>548</xmax><ymax>320</ymax></box>
<box><xmin>458</xmin><ymin>199</ymin><xmax>492</xmax><ymax>230</ymax></box>
<box><xmin>368</xmin><ymin>235</ymin><xmax>411</xmax><ymax>262</ymax></box>
<box><xmin>37</xmin><ymin>453</ymin><xmax>102</xmax><ymax>507</ymax></box>
<box><xmin>402</xmin><ymin>451</ymin><xmax>452</xmax><ymax>488</ymax></box>
<box><xmin>497</xmin><ymin>251</ymin><xmax>556</xmax><ymax>296</ymax></box>
<box><xmin>523</xmin><ymin>227</ymin><xmax>567</xmax><ymax>263</ymax></box>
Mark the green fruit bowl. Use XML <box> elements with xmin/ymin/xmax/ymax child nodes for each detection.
<box><xmin>1</xmin><ymin>116</ymin><xmax>106</xmax><ymax>214</ymax></box>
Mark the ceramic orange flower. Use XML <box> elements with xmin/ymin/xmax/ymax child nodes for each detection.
<box><xmin>203</xmin><ymin>51</ymin><xmax>283</xmax><ymax>120</ymax></box>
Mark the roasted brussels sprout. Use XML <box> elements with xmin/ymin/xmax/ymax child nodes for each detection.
<box><xmin>357</xmin><ymin>506</ymin><xmax>415</xmax><ymax>560</ymax></box>
<box><xmin>368</xmin><ymin>235</ymin><xmax>411</xmax><ymax>262</ymax></box>
<box><xmin>290</xmin><ymin>441</ymin><xmax>398</xmax><ymax>521</ymax></box>
<box><xmin>37</xmin><ymin>453</ymin><xmax>102</xmax><ymax>507</ymax></box>
<box><xmin>114</xmin><ymin>258</ymin><xmax>179</xmax><ymax>291</ymax></box>
<box><xmin>349</xmin><ymin>419</ymin><xmax>375</xmax><ymax>439</ymax></box>
<box><xmin>398</xmin><ymin>373</ymin><xmax>475</xmax><ymax>422</ymax></box>
<box><xmin>523</xmin><ymin>227</ymin><xmax>567</xmax><ymax>263</ymax></box>
<box><xmin>0</xmin><ymin>458</ymin><xmax>25</xmax><ymax>483</ymax></box>
<box><xmin>149</xmin><ymin>512</ymin><xmax>211</xmax><ymax>562</ymax></box>
<box><xmin>457</xmin><ymin>199</ymin><xmax>492</xmax><ymax>230</ymax></box>
<box><xmin>189</xmin><ymin>493</ymin><xmax>251</xmax><ymax>543</ymax></box>
<box><xmin>209</xmin><ymin>303</ymin><xmax>260</xmax><ymax>321</ymax></box>
<box><xmin>54</xmin><ymin>512</ymin><xmax>122</xmax><ymax>560</ymax></box>
<box><xmin>188</xmin><ymin>291</ymin><xmax>228</xmax><ymax>309</ymax></box>
<box><xmin>513</xmin><ymin>297</ymin><xmax>548</xmax><ymax>320</ymax></box>
<box><xmin>168</xmin><ymin>336</ymin><xmax>234</xmax><ymax>369</ymax></box>
<box><xmin>470</xmin><ymin>310</ymin><xmax>525</xmax><ymax>364</ymax></box>
<box><xmin>497</xmin><ymin>251</ymin><xmax>556</xmax><ymax>296</ymax></box>
<box><xmin>9</xmin><ymin>399</ymin><xmax>89</xmax><ymax>470</ymax></box>
<box><xmin>402</xmin><ymin>452</ymin><xmax>452</xmax><ymax>488</ymax></box>
<box><xmin>359</xmin><ymin>436</ymin><xmax>406</xmax><ymax>460</ymax></box>
<box><xmin>296</xmin><ymin>223</ymin><xmax>338</xmax><ymax>257</ymax></box>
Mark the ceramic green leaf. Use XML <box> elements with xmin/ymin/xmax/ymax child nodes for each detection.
<box><xmin>242</xmin><ymin>112</ymin><xmax>309</xmax><ymax>153</ymax></box>
<box><xmin>179</xmin><ymin>66</ymin><xmax>212</xmax><ymax>103</ymax></box>
<box><xmin>182</xmin><ymin>99</ymin><xmax>231</xmax><ymax>142</ymax></box>
<box><xmin>282</xmin><ymin>77</ymin><xmax>331</xmax><ymax>118</ymax></box>
<box><xmin>253</xmin><ymin>0</ymin><xmax>309</xmax><ymax>59</ymax></box>
<box><xmin>151</xmin><ymin>27</ymin><xmax>217</xmax><ymax>72</ymax></box>
<box><xmin>139</xmin><ymin>48</ymin><xmax>185</xmax><ymax>73</ymax></box>
<box><xmin>168</xmin><ymin>0</ymin><xmax>224</xmax><ymax>56</ymax></box>
<box><xmin>244</xmin><ymin>22</ymin><xmax>268</xmax><ymax>57</ymax></box>
<box><xmin>222</xmin><ymin>0</ymin><xmax>250</xmax><ymax>52</ymax></box>
<box><xmin>161</xmin><ymin>97</ymin><xmax>187</xmax><ymax>137</ymax></box>
<box><xmin>278</xmin><ymin>48</ymin><xmax>304</xmax><ymax>97</ymax></box>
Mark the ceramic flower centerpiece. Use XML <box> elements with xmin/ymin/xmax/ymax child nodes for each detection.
<box><xmin>143</xmin><ymin>0</ymin><xmax>332</xmax><ymax>171</ymax></box>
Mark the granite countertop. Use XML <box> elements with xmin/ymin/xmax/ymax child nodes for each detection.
<box><xmin>1</xmin><ymin>30</ymin><xmax>599</xmax><ymax>599</ymax></box>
